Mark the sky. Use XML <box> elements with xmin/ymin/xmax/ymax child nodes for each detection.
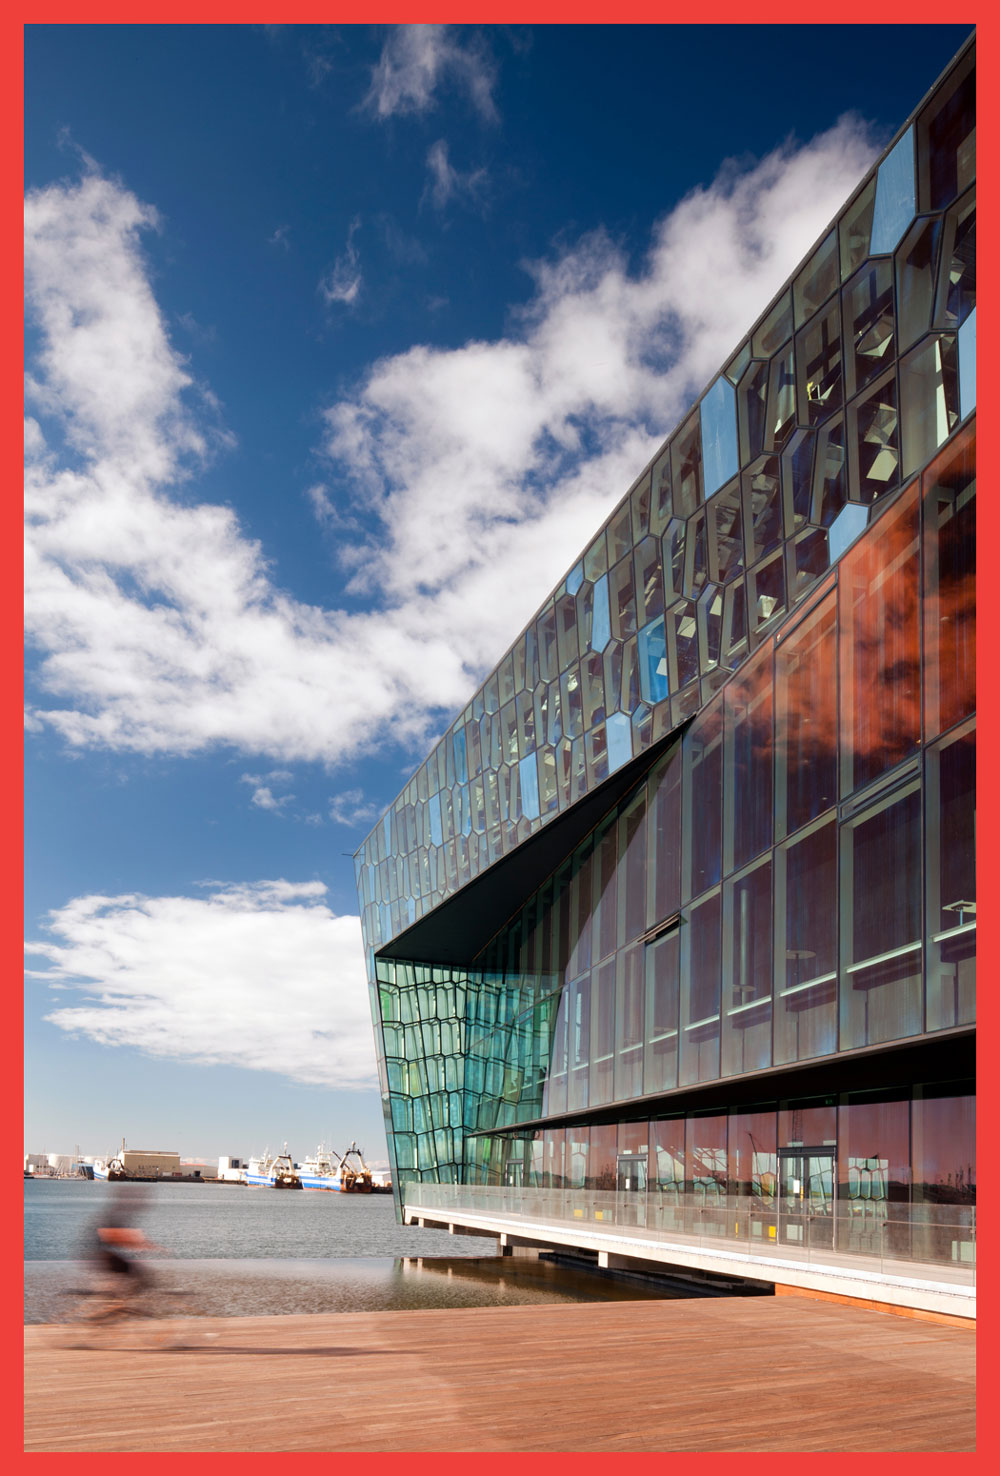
<box><xmin>23</xmin><ymin>22</ymin><xmax>974</xmax><ymax>1168</ymax></box>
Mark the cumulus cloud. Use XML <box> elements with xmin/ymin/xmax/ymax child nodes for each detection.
<box><xmin>25</xmin><ymin>123</ymin><xmax>878</xmax><ymax>767</ymax></box>
<box><xmin>363</xmin><ymin>24</ymin><xmax>497</xmax><ymax>122</ymax></box>
<box><xmin>25</xmin><ymin>882</ymin><xmax>375</xmax><ymax>1089</ymax></box>
<box><xmin>329</xmin><ymin>788</ymin><xmax>381</xmax><ymax>827</ymax></box>
<box><xmin>319</xmin><ymin>216</ymin><xmax>362</xmax><ymax>305</ymax></box>
<box><xmin>240</xmin><ymin>771</ymin><xmax>295</xmax><ymax>812</ymax></box>
<box><xmin>424</xmin><ymin>139</ymin><xmax>488</xmax><ymax>211</ymax></box>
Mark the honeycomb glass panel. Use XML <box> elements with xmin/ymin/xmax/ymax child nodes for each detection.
<box><xmin>848</xmin><ymin>372</ymin><xmax>899</xmax><ymax>505</ymax></box>
<box><xmin>794</xmin><ymin>229</ymin><xmax>839</xmax><ymax>323</ymax></box>
<box><xmin>749</xmin><ymin>549</ymin><xmax>786</xmax><ymax>636</ymax></box>
<box><xmin>870</xmin><ymin>127</ymin><xmax>916</xmax><ymax>255</ymax></box>
<box><xmin>634</xmin><ymin>536</ymin><xmax>664</xmax><ymax>627</ymax></box>
<box><xmin>795</xmin><ymin>300</ymin><xmax>842</xmax><ymax>425</ymax></box>
<box><xmin>840</xmin><ymin>177</ymin><xmax>875</xmax><ymax>281</ymax></box>
<box><xmin>701</xmin><ymin>376</ymin><xmax>740</xmax><ymax>498</ymax></box>
<box><xmin>709</xmin><ymin>481</ymin><xmax>743</xmax><ymax>583</ymax></box>
<box><xmin>637</xmin><ymin>616</ymin><xmax>669</xmax><ymax>707</ymax></box>
<box><xmin>737</xmin><ymin>359</ymin><xmax>769</xmax><ymax>468</ymax></box>
<box><xmin>917</xmin><ymin>45</ymin><xmax>975</xmax><ymax>211</ymax></box>
<box><xmin>744</xmin><ymin>458</ymin><xmax>783</xmax><ymax>562</ymax></box>
<box><xmin>899</xmin><ymin>335</ymin><xmax>958</xmax><ymax>479</ymax></box>
<box><xmin>843</xmin><ymin>258</ymin><xmax>895</xmax><ymax>397</ymax></box>
<box><xmin>896</xmin><ymin>216</ymin><xmax>942</xmax><ymax>354</ymax></box>
<box><xmin>752</xmin><ymin>289</ymin><xmax>792</xmax><ymax>359</ymax></box>
<box><xmin>670</xmin><ymin>413</ymin><xmax>703</xmax><ymax>519</ymax></box>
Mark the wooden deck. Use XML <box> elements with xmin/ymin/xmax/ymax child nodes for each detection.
<box><xmin>24</xmin><ymin>1296</ymin><xmax>975</xmax><ymax>1452</ymax></box>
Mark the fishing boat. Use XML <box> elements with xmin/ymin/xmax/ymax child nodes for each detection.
<box><xmin>298</xmin><ymin>1142</ymin><xmax>373</xmax><ymax>1193</ymax></box>
<box><xmin>243</xmin><ymin>1145</ymin><xmax>302</xmax><ymax>1189</ymax></box>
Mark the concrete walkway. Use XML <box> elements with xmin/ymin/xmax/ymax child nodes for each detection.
<box><xmin>24</xmin><ymin>1295</ymin><xmax>975</xmax><ymax>1452</ymax></box>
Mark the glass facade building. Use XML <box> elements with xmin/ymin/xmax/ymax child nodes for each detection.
<box><xmin>355</xmin><ymin>39</ymin><xmax>975</xmax><ymax>1286</ymax></box>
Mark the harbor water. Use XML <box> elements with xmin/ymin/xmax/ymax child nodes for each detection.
<box><xmin>24</xmin><ymin>1178</ymin><xmax>684</xmax><ymax>1323</ymax></box>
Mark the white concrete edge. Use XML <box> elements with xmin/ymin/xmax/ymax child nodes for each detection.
<box><xmin>405</xmin><ymin>1207</ymin><xmax>976</xmax><ymax>1317</ymax></box>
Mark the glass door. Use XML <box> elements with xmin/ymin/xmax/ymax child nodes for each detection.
<box><xmin>778</xmin><ymin>1149</ymin><xmax>835</xmax><ymax>1251</ymax></box>
<box><xmin>616</xmin><ymin>1153</ymin><xmax>647</xmax><ymax>1226</ymax></box>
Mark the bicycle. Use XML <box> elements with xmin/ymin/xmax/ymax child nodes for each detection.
<box><xmin>60</xmin><ymin>1271</ymin><xmax>217</xmax><ymax>1350</ymax></box>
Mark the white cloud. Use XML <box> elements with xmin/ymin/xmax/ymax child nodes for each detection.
<box><xmin>363</xmin><ymin>25</ymin><xmax>497</xmax><ymax>122</ymax></box>
<box><xmin>424</xmin><ymin>139</ymin><xmax>488</xmax><ymax>211</ymax></box>
<box><xmin>25</xmin><ymin>124</ymin><xmax>878</xmax><ymax>768</ymax></box>
<box><xmin>319</xmin><ymin>216</ymin><xmax>362</xmax><ymax>306</ymax></box>
<box><xmin>25</xmin><ymin>881</ymin><xmax>375</xmax><ymax>1089</ymax></box>
<box><xmin>329</xmin><ymin>788</ymin><xmax>381</xmax><ymax>827</ymax></box>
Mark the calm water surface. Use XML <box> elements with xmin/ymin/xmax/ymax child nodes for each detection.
<box><xmin>24</xmin><ymin>1179</ymin><xmax>680</xmax><ymax>1322</ymax></box>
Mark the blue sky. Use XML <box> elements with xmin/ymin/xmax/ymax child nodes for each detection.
<box><xmin>23</xmin><ymin>23</ymin><xmax>973</xmax><ymax>1167</ymax></box>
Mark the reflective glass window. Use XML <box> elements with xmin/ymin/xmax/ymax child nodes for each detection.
<box><xmin>686</xmin><ymin>1114</ymin><xmax>728</xmax><ymax>1216</ymax></box>
<box><xmin>729</xmin><ymin>1107</ymin><xmax>777</xmax><ymax>1204</ymax></box>
<box><xmin>590</xmin><ymin>959</ymin><xmax>616</xmax><ymax>1107</ymax></box>
<box><xmin>680</xmin><ymin>891</ymin><xmax>721</xmax><ymax>1086</ymax></box>
<box><xmin>838</xmin><ymin>1093</ymin><xmax>911</xmax><ymax>1257</ymax></box>
<box><xmin>724</xmin><ymin>643</ymin><xmax>773</xmax><ymax>872</ymax></box>
<box><xmin>684</xmin><ymin>702</ymin><xmax>723</xmax><ymax>900</ymax></box>
<box><xmin>840</xmin><ymin>782</ymin><xmax>922</xmax><ymax>1050</ymax></box>
<box><xmin>775</xmin><ymin>591</ymin><xmax>837</xmax><ymax>840</ymax></box>
<box><xmin>722</xmin><ymin>859</ymin><xmax>772</xmax><ymax>1078</ymax></box>
<box><xmin>925</xmin><ymin>722</ymin><xmax>976</xmax><ymax>1032</ymax></box>
<box><xmin>923</xmin><ymin>424</ymin><xmax>976</xmax><ymax>740</ymax></box>
<box><xmin>615</xmin><ymin>944</ymin><xmax>645</xmax><ymax>1101</ymax></box>
<box><xmin>839</xmin><ymin>482</ymin><xmax>919</xmax><ymax>796</ymax></box>
<box><xmin>775</xmin><ymin>816</ymin><xmax>838</xmax><ymax>1065</ymax></box>
<box><xmin>644</xmin><ymin>930</ymin><xmax>679</xmax><ymax>1094</ymax></box>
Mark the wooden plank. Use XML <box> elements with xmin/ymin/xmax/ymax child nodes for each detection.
<box><xmin>24</xmin><ymin>1297</ymin><xmax>975</xmax><ymax>1452</ymax></box>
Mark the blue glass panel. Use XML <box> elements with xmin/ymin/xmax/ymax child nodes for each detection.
<box><xmin>591</xmin><ymin>574</ymin><xmax>611</xmax><ymax>652</ymax></box>
<box><xmin>959</xmin><ymin>308</ymin><xmax>976</xmax><ymax>418</ymax></box>
<box><xmin>869</xmin><ymin>127</ymin><xmax>915</xmax><ymax>255</ymax></box>
<box><xmin>429</xmin><ymin>794</ymin><xmax>443</xmax><ymax>848</ymax></box>
<box><xmin>566</xmin><ymin>561</ymin><xmax>584</xmax><ymax>596</ymax></box>
<box><xmin>637</xmin><ymin>616</ymin><xmax>669</xmax><ymax>705</ymax></box>
<box><xmin>828</xmin><ymin>502</ymin><xmax>868</xmax><ymax>564</ymax></box>
<box><xmin>383</xmin><ymin>813</ymin><xmax>392</xmax><ymax>852</ymax></box>
<box><xmin>453</xmin><ymin>729</ymin><xmax>468</xmax><ymax>785</ymax></box>
<box><xmin>519</xmin><ymin>753</ymin><xmax>540</xmax><ymax>820</ymax></box>
<box><xmin>605</xmin><ymin>711</ymin><xmax>633</xmax><ymax>773</ymax></box>
<box><xmin>700</xmin><ymin>376</ymin><xmax>739</xmax><ymax>498</ymax></box>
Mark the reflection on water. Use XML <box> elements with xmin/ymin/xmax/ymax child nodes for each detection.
<box><xmin>25</xmin><ymin>1254</ymin><xmax>688</xmax><ymax>1324</ymax></box>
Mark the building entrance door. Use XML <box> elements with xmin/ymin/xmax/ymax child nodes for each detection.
<box><xmin>616</xmin><ymin>1154</ymin><xmax>647</xmax><ymax>1226</ymax></box>
<box><xmin>777</xmin><ymin>1149</ymin><xmax>835</xmax><ymax>1251</ymax></box>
